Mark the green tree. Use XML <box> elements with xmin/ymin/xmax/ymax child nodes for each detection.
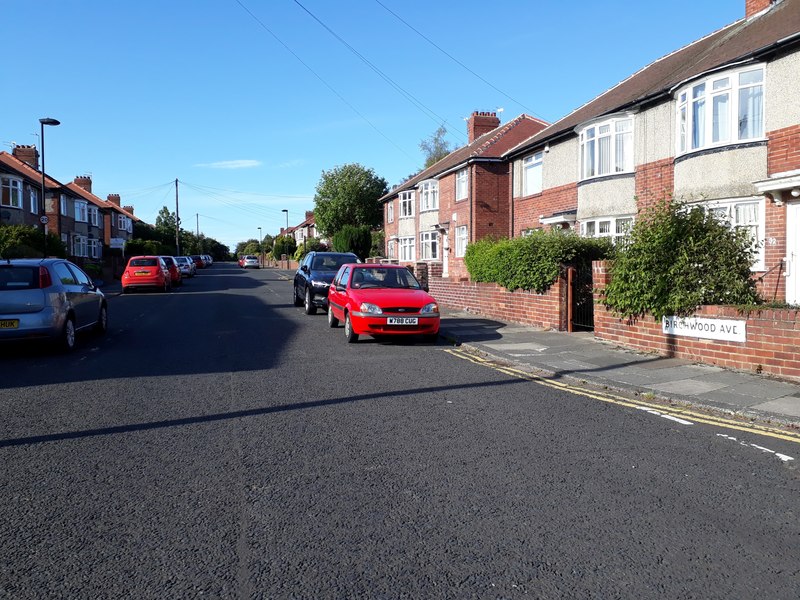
<box><xmin>271</xmin><ymin>235</ymin><xmax>297</xmax><ymax>260</ymax></box>
<box><xmin>419</xmin><ymin>125</ymin><xmax>452</xmax><ymax>169</ymax></box>
<box><xmin>313</xmin><ymin>164</ymin><xmax>388</xmax><ymax>236</ymax></box>
<box><xmin>332</xmin><ymin>225</ymin><xmax>372</xmax><ymax>259</ymax></box>
<box><xmin>602</xmin><ymin>199</ymin><xmax>762</xmax><ymax>319</ymax></box>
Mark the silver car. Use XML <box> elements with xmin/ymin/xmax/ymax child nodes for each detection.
<box><xmin>175</xmin><ymin>256</ymin><xmax>196</xmax><ymax>277</ymax></box>
<box><xmin>0</xmin><ymin>258</ymin><xmax>108</xmax><ymax>351</ymax></box>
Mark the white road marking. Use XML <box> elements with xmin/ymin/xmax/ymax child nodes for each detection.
<box><xmin>635</xmin><ymin>406</ymin><xmax>694</xmax><ymax>425</ymax></box>
<box><xmin>716</xmin><ymin>434</ymin><xmax>794</xmax><ymax>462</ymax></box>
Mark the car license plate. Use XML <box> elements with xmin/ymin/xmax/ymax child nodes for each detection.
<box><xmin>0</xmin><ymin>319</ymin><xmax>19</xmax><ymax>329</ymax></box>
<box><xmin>387</xmin><ymin>317</ymin><xmax>418</xmax><ymax>325</ymax></box>
<box><xmin>135</xmin><ymin>271</ymin><xmax>149</xmax><ymax>276</ymax></box>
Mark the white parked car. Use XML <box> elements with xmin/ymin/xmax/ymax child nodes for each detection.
<box><xmin>241</xmin><ymin>255</ymin><xmax>259</xmax><ymax>269</ymax></box>
<box><xmin>175</xmin><ymin>256</ymin><xmax>196</xmax><ymax>277</ymax></box>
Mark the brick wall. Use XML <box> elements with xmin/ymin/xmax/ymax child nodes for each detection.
<box><xmin>593</xmin><ymin>261</ymin><xmax>800</xmax><ymax>380</ymax></box>
<box><xmin>430</xmin><ymin>271</ymin><xmax>567</xmax><ymax>330</ymax></box>
<box><xmin>513</xmin><ymin>183</ymin><xmax>578</xmax><ymax>234</ymax></box>
<box><xmin>472</xmin><ymin>162</ymin><xmax>510</xmax><ymax>241</ymax></box>
<box><xmin>635</xmin><ymin>158</ymin><xmax>674</xmax><ymax>210</ymax></box>
<box><xmin>768</xmin><ymin>124</ymin><xmax>800</xmax><ymax>175</ymax></box>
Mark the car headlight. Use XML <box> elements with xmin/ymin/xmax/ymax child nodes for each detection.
<box><xmin>359</xmin><ymin>302</ymin><xmax>383</xmax><ymax>314</ymax></box>
<box><xmin>311</xmin><ymin>279</ymin><xmax>329</xmax><ymax>289</ymax></box>
<box><xmin>420</xmin><ymin>302</ymin><xmax>438</xmax><ymax>314</ymax></box>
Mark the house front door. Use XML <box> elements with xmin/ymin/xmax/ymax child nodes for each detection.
<box><xmin>786</xmin><ymin>201</ymin><xmax>800</xmax><ymax>304</ymax></box>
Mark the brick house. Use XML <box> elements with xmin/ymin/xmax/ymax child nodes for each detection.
<box><xmin>504</xmin><ymin>0</ymin><xmax>800</xmax><ymax>303</ymax></box>
<box><xmin>292</xmin><ymin>210</ymin><xmax>318</xmax><ymax>249</ymax></box>
<box><xmin>380</xmin><ymin>112</ymin><xmax>548</xmax><ymax>280</ymax></box>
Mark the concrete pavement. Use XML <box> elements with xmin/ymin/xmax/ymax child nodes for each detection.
<box><xmin>438</xmin><ymin>308</ymin><xmax>800</xmax><ymax>427</ymax></box>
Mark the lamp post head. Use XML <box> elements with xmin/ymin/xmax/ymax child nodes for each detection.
<box><xmin>39</xmin><ymin>118</ymin><xmax>60</xmax><ymax>127</ymax></box>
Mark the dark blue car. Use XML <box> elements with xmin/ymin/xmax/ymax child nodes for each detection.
<box><xmin>293</xmin><ymin>251</ymin><xmax>359</xmax><ymax>314</ymax></box>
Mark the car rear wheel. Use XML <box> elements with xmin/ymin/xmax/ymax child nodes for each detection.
<box><xmin>344</xmin><ymin>313</ymin><xmax>358</xmax><ymax>343</ymax></box>
<box><xmin>59</xmin><ymin>317</ymin><xmax>76</xmax><ymax>352</ymax></box>
<box><xmin>327</xmin><ymin>307</ymin><xmax>339</xmax><ymax>328</ymax></box>
<box><xmin>304</xmin><ymin>288</ymin><xmax>317</xmax><ymax>315</ymax></box>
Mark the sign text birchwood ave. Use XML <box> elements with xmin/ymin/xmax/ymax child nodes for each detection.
<box><xmin>662</xmin><ymin>316</ymin><xmax>746</xmax><ymax>342</ymax></box>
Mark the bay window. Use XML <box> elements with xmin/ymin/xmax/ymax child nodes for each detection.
<box><xmin>399</xmin><ymin>236</ymin><xmax>415</xmax><ymax>261</ymax></box>
<box><xmin>581</xmin><ymin>216</ymin><xmax>633</xmax><ymax>243</ymax></box>
<box><xmin>578</xmin><ymin>116</ymin><xmax>633</xmax><ymax>180</ymax></box>
<box><xmin>420</xmin><ymin>231</ymin><xmax>438</xmax><ymax>260</ymax></box>
<box><xmin>419</xmin><ymin>180</ymin><xmax>439</xmax><ymax>212</ymax></box>
<box><xmin>400</xmin><ymin>191</ymin><xmax>414</xmax><ymax>218</ymax></box>
<box><xmin>677</xmin><ymin>65</ymin><xmax>764</xmax><ymax>155</ymax></box>
<box><xmin>700</xmin><ymin>198</ymin><xmax>765</xmax><ymax>270</ymax></box>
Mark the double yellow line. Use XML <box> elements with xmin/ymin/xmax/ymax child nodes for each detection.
<box><xmin>445</xmin><ymin>348</ymin><xmax>800</xmax><ymax>445</ymax></box>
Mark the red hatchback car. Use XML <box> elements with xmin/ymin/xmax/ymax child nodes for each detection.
<box><xmin>159</xmin><ymin>256</ymin><xmax>182</xmax><ymax>287</ymax></box>
<box><xmin>327</xmin><ymin>263</ymin><xmax>440</xmax><ymax>343</ymax></box>
<box><xmin>121</xmin><ymin>256</ymin><xmax>172</xmax><ymax>293</ymax></box>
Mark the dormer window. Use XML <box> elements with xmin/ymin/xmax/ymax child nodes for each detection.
<box><xmin>676</xmin><ymin>65</ymin><xmax>764</xmax><ymax>155</ymax></box>
<box><xmin>578</xmin><ymin>116</ymin><xmax>633</xmax><ymax>180</ymax></box>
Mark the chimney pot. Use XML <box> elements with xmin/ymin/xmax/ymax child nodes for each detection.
<box><xmin>12</xmin><ymin>145</ymin><xmax>40</xmax><ymax>170</ymax></box>
<box><xmin>467</xmin><ymin>111</ymin><xmax>500</xmax><ymax>142</ymax></box>
<box><xmin>74</xmin><ymin>175</ymin><xmax>92</xmax><ymax>193</ymax></box>
<box><xmin>107</xmin><ymin>194</ymin><xmax>121</xmax><ymax>206</ymax></box>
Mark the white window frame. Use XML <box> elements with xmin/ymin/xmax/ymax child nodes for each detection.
<box><xmin>29</xmin><ymin>186</ymin><xmax>39</xmax><ymax>214</ymax></box>
<box><xmin>581</xmin><ymin>215</ymin><xmax>634</xmax><ymax>243</ymax></box>
<box><xmin>676</xmin><ymin>65</ymin><xmax>765</xmax><ymax>155</ymax></box>
<box><xmin>88</xmin><ymin>238</ymin><xmax>101</xmax><ymax>259</ymax></box>
<box><xmin>75</xmin><ymin>200</ymin><xmax>88</xmax><ymax>223</ymax></box>
<box><xmin>387</xmin><ymin>201</ymin><xmax>394</xmax><ymax>223</ymax></box>
<box><xmin>697</xmin><ymin>197</ymin><xmax>765</xmax><ymax>271</ymax></box>
<box><xmin>522</xmin><ymin>151</ymin><xmax>543</xmax><ymax>196</ymax></box>
<box><xmin>60</xmin><ymin>194</ymin><xmax>68</xmax><ymax>216</ymax></box>
<box><xmin>420</xmin><ymin>231</ymin><xmax>439</xmax><ymax>260</ymax></box>
<box><xmin>118</xmin><ymin>215</ymin><xmax>125</xmax><ymax>231</ymax></box>
<box><xmin>387</xmin><ymin>239</ymin><xmax>396</xmax><ymax>259</ymax></box>
<box><xmin>88</xmin><ymin>206</ymin><xmax>99</xmax><ymax>227</ymax></box>
<box><xmin>418</xmin><ymin>180</ymin><xmax>439</xmax><ymax>212</ymax></box>
<box><xmin>399</xmin><ymin>191</ymin><xmax>414</xmax><ymax>218</ymax></box>
<box><xmin>399</xmin><ymin>236</ymin><xmax>415</xmax><ymax>262</ymax></box>
<box><xmin>126</xmin><ymin>217</ymin><xmax>133</xmax><ymax>233</ymax></box>
<box><xmin>578</xmin><ymin>116</ymin><xmax>634</xmax><ymax>180</ymax></box>
<box><xmin>455</xmin><ymin>169</ymin><xmax>468</xmax><ymax>201</ymax></box>
<box><xmin>1</xmin><ymin>177</ymin><xmax>23</xmax><ymax>209</ymax></box>
<box><xmin>455</xmin><ymin>225</ymin><xmax>468</xmax><ymax>258</ymax></box>
<box><xmin>72</xmin><ymin>234</ymin><xmax>88</xmax><ymax>258</ymax></box>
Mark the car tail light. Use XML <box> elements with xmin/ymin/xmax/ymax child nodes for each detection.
<box><xmin>39</xmin><ymin>266</ymin><xmax>53</xmax><ymax>289</ymax></box>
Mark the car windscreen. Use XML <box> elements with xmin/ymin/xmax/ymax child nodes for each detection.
<box><xmin>0</xmin><ymin>266</ymin><xmax>38</xmax><ymax>290</ymax></box>
<box><xmin>129</xmin><ymin>258</ymin><xmax>158</xmax><ymax>267</ymax></box>
<box><xmin>351</xmin><ymin>267</ymin><xmax>421</xmax><ymax>289</ymax></box>
<box><xmin>312</xmin><ymin>255</ymin><xmax>355</xmax><ymax>271</ymax></box>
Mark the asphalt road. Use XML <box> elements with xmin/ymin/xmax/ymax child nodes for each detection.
<box><xmin>1</xmin><ymin>264</ymin><xmax>799</xmax><ymax>599</ymax></box>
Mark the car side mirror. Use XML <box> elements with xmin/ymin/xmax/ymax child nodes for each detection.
<box><xmin>423</xmin><ymin>284</ymin><xmax>429</xmax><ymax>292</ymax></box>
<box><xmin>301</xmin><ymin>265</ymin><xmax>309</xmax><ymax>273</ymax></box>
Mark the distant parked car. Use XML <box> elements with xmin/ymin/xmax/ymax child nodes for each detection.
<box><xmin>160</xmin><ymin>256</ymin><xmax>182</xmax><ymax>286</ymax></box>
<box><xmin>0</xmin><ymin>258</ymin><xmax>108</xmax><ymax>351</ymax></box>
<box><xmin>190</xmin><ymin>255</ymin><xmax>205</xmax><ymax>269</ymax></box>
<box><xmin>122</xmin><ymin>256</ymin><xmax>171</xmax><ymax>293</ymax></box>
<box><xmin>241</xmin><ymin>255</ymin><xmax>259</xmax><ymax>269</ymax></box>
<box><xmin>293</xmin><ymin>251</ymin><xmax>359</xmax><ymax>315</ymax></box>
<box><xmin>202</xmin><ymin>254</ymin><xmax>213</xmax><ymax>266</ymax></box>
<box><xmin>327</xmin><ymin>263</ymin><xmax>439</xmax><ymax>343</ymax></box>
<box><xmin>175</xmin><ymin>256</ymin><xmax>196</xmax><ymax>278</ymax></box>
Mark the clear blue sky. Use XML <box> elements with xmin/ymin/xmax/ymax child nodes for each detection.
<box><xmin>2</xmin><ymin>0</ymin><xmax>743</xmax><ymax>250</ymax></box>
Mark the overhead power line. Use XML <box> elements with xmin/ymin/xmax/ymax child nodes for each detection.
<box><xmin>233</xmin><ymin>0</ymin><xmax>416</xmax><ymax>161</ymax></box>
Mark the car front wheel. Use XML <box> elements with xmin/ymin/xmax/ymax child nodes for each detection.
<box><xmin>292</xmin><ymin>284</ymin><xmax>302</xmax><ymax>307</ymax></box>
<box><xmin>304</xmin><ymin>288</ymin><xmax>317</xmax><ymax>315</ymax></box>
<box><xmin>344</xmin><ymin>313</ymin><xmax>358</xmax><ymax>343</ymax></box>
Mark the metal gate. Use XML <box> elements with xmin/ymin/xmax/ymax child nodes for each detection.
<box><xmin>568</xmin><ymin>265</ymin><xmax>594</xmax><ymax>331</ymax></box>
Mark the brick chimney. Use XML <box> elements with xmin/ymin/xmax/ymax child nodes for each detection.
<box><xmin>746</xmin><ymin>0</ymin><xmax>774</xmax><ymax>17</ymax></box>
<box><xmin>305</xmin><ymin>210</ymin><xmax>314</xmax><ymax>220</ymax></box>
<box><xmin>107</xmin><ymin>193</ymin><xmax>121</xmax><ymax>206</ymax></box>
<box><xmin>467</xmin><ymin>111</ymin><xmax>501</xmax><ymax>142</ymax></box>
<box><xmin>123</xmin><ymin>205</ymin><xmax>134</xmax><ymax>215</ymax></box>
<box><xmin>12</xmin><ymin>145</ymin><xmax>39</xmax><ymax>170</ymax></box>
<box><xmin>74</xmin><ymin>175</ymin><xmax>92</xmax><ymax>193</ymax></box>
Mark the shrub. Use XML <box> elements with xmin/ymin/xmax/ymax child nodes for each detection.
<box><xmin>271</xmin><ymin>235</ymin><xmax>297</xmax><ymax>261</ymax></box>
<box><xmin>602</xmin><ymin>199</ymin><xmax>762</xmax><ymax>319</ymax></box>
<box><xmin>0</xmin><ymin>224</ymin><xmax>66</xmax><ymax>259</ymax></box>
<box><xmin>294</xmin><ymin>237</ymin><xmax>325</xmax><ymax>261</ymax></box>
<box><xmin>464</xmin><ymin>230</ymin><xmax>612</xmax><ymax>293</ymax></box>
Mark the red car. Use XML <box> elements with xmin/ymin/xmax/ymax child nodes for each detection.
<box><xmin>327</xmin><ymin>263</ymin><xmax>440</xmax><ymax>343</ymax></box>
<box><xmin>159</xmin><ymin>256</ymin><xmax>182</xmax><ymax>287</ymax></box>
<box><xmin>121</xmin><ymin>256</ymin><xmax>172</xmax><ymax>293</ymax></box>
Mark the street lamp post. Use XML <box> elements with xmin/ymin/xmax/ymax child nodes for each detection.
<box><xmin>281</xmin><ymin>209</ymin><xmax>289</xmax><ymax>268</ymax></box>
<box><xmin>257</xmin><ymin>227</ymin><xmax>262</xmax><ymax>266</ymax></box>
<box><xmin>39</xmin><ymin>117</ymin><xmax>60</xmax><ymax>257</ymax></box>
